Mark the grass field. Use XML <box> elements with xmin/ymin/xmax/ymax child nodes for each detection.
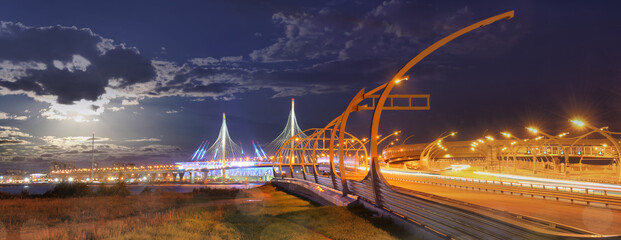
<box><xmin>107</xmin><ymin>185</ymin><xmax>416</xmax><ymax>240</ymax></box>
<box><xmin>0</xmin><ymin>184</ymin><xmax>417</xmax><ymax>240</ymax></box>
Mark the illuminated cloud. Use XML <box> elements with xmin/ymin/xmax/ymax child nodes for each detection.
<box><xmin>125</xmin><ymin>138</ymin><xmax>161</xmax><ymax>142</ymax></box>
<box><xmin>0</xmin><ymin>126</ymin><xmax>33</xmax><ymax>147</ymax></box>
<box><xmin>0</xmin><ymin>112</ymin><xmax>28</xmax><ymax>120</ymax></box>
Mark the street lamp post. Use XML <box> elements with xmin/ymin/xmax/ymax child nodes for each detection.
<box><xmin>91</xmin><ymin>132</ymin><xmax>94</xmax><ymax>182</ymax></box>
<box><xmin>470</xmin><ymin>140</ymin><xmax>490</xmax><ymax>169</ymax></box>
<box><xmin>401</xmin><ymin>134</ymin><xmax>416</xmax><ymax>145</ymax></box>
<box><xmin>500</xmin><ymin>132</ymin><xmax>525</xmax><ymax>173</ymax></box>
<box><xmin>501</xmin><ymin>132</ymin><xmax>540</xmax><ymax>174</ymax></box>
<box><xmin>420</xmin><ymin>132</ymin><xmax>456</xmax><ymax>170</ymax></box>
<box><xmin>526</xmin><ymin>127</ymin><xmax>566</xmax><ymax>174</ymax></box>
<box><xmin>571</xmin><ymin>119</ymin><xmax>621</xmax><ymax>182</ymax></box>
<box><xmin>485</xmin><ymin>136</ymin><xmax>501</xmax><ymax>173</ymax></box>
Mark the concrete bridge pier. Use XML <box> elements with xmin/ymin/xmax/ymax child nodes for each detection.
<box><xmin>163</xmin><ymin>173</ymin><xmax>169</xmax><ymax>181</ymax></box>
<box><xmin>190</xmin><ymin>171</ymin><xmax>195</xmax><ymax>184</ymax></box>
<box><xmin>221</xmin><ymin>169</ymin><xmax>225</xmax><ymax>183</ymax></box>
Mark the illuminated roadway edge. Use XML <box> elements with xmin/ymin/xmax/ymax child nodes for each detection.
<box><xmin>380</xmin><ymin>168</ymin><xmax>621</xmax><ymax>193</ymax></box>
<box><xmin>272</xmin><ymin>177</ymin><xmax>617</xmax><ymax>239</ymax></box>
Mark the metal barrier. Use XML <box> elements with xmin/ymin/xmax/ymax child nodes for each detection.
<box><xmin>382</xmin><ymin>173</ymin><xmax>621</xmax><ymax>208</ymax></box>
<box><xmin>274</xmin><ymin>176</ymin><xmax>616</xmax><ymax>239</ymax></box>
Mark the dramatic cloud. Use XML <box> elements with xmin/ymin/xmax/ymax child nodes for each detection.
<box><xmin>0</xmin><ymin>2</ymin><xmax>524</xmax><ymax>123</ymax></box>
<box><xmin>0</xmin><ymin>112</ymin><xmax>27</xmax><ymax>120</ymax></box>
<box><xmin>0</xmin><ymin>134</ymin><xmax>182</xmax><ymax>169</ymax></box>
<box><xmin>0</xmin><ymin>126</ymin><xmax>33</xmax><ymax>138</ymax></box>
<box><xmin>0</xmin><ymin>139</ymin><xmax>24</xmax><ymax>145</ymax></box>
<box><xmin>0</xmin><ymin>23</ymin><xmax>155</xmax><ymax>104</ymax></box>
<box><xmin>0</xmin><ymin>126</ymin><xmax>33</xmax><ymax>147</ymax></box>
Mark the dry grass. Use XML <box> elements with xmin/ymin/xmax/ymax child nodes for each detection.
<box><xmin>0</xmin><ymin>192</ymin><xmax>197</xmax><ymax>239</ymax></box>
<box><xmin>108</xmin><ymin>185</ymin><xmax>417</xmax><ymax>240</ymax></box>
<box><xmin>0</xmin><ymin>185</ymin><xmax>416</xmax><ymax>240</ymax></box>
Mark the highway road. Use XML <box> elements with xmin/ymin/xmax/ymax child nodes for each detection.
<box><xmin>382</xmin><ymin>172</ymin><xmax>621</xmax><ymax>235</ymax></box>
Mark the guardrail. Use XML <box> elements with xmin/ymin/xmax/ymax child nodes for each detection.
<box><xmin>273</xmin><ymin>174</ymin><xmax>616</xmax><ymax>239</ymax></box>
<box><xmin>382</xmin><ymin>173</ymin><xmax>621</xmax><ymax>208</ymax></box>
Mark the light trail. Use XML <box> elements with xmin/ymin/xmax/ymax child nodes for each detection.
<box><xmin>378</xmin><ymin>167</ymin><xmax>621</xmax><ymax>197</ymax></box>
<box><xmin>474</xmin><ymin>171</ymin><xmax>621</xmax><ymax>191</ymax></box>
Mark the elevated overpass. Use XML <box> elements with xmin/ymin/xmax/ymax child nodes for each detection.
<box><xmin>382</xmin><ymin>138</ymin><xmax>618</xmax><ymax>175</ymax></box>
<box><xmin>49</xmin><ymin>161</ymin><xmax>274</xmax><ymax>183</ymax></box>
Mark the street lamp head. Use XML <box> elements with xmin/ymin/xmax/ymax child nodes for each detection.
<box><xmin>570</xmin><ymin>119</ymin><xmax>585</xmax><ymax>127</ymax></box>
<box><xmin>485</xmin><ymin>135</ymin><xmax>494</xmax><ymax>141</ymax></box>
<box><xmin>526</xmin><ymin>127</ymin><xmax>539</xmax><ymax>134</ymax></box>
<box><xmin>500</xmin><ymin>132</ymin><xmax>511</xmax><ymax>138</ymax></box>
<box><xmin>450</xmin><ymin>132</ymin><xmax>457</xmax><ymax>136</ymax></box>
<box><xmin>394</xmin><ymin>76</ymin><xmax>409</xmax><ymax>84</ymax></box>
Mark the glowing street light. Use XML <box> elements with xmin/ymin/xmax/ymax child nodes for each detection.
<box><xmin>394</xmin><ymin>76</ymin><xmax>409</xmax><ymax>84</ymax></box>
<box><xmin>526</xmin><ymin>127</ymin><xmax>539</xmax><ymax>134</ymax></box>
<box><xmin>500</xmin><ymin>132</ymin><xmax>511</xmax><ymax>138</ymax></box>
<box><xmin>569</xmin><ymin>118</ymin><xmax>621</xmax><ymax>181</ymax></box>
<box><xmin>570</xmin><ymin>119</ymin><xmax>585</xmax><ymax>127</ymax></box>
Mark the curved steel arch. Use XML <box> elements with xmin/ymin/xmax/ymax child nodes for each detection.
<box><xmin>273</xmin><ymin>125</ymin><xmax>368</xmax><ymax>184</ymax></box>
<box><xmin>271</xmin><ymin>11</ymin><xmax>515</xmax><ymax>201</ymax></box>
<box><xmin>363</xmin><ymin>11</ymin><xmax>515</xmax><ymax>203</ymax></box>
<box><xmin>272</xmin><ymin>128</ymin><xmax>320</xmax><ymax>177</ymax></box>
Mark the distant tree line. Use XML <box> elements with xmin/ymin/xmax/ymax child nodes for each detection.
<box><xmin>0</xmin><ymin>182</ymin><xmax>133</xmax><ymax>199</ymax></box>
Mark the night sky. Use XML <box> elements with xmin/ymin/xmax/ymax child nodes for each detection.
<box><xmin>0</xmin><ymin>0</ymin><xmax>619</xmax><ymax>172</ymax></box>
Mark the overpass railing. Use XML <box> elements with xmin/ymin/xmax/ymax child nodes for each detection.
<box><xmin>381</xmin><ymin>172</ymin><xmax>621</xmax><ymax>208</ymax></box>
<box><xmin>273</xmin><ymin>175</ymin><xmax>614</xmax><ymax>239</ymax></box>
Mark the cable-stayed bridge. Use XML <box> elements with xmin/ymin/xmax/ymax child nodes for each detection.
<box><xmin>49</xmin><ymin>98</ymin><xmax>306</xmax><ymax>183</ymax></box>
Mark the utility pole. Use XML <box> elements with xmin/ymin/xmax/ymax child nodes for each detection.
<box><xmin>91</xmin><ymin>132</ymin><xmax>94</xmax><ymax>182</ymax></box>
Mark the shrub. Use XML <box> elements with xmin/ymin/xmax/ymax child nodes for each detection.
<box><xmin>46</xmin><ymin>182</ymin><xmax>92</xmax><ymax>198</ymax></box>
<box><xmin>98</xmin><ymin>182</ymin><xmax>130</xmax><ymax>196</ymax></box>
<box><xmin>20</xmin><ymin>189</ymin><xmax>29</xmax><ymax>198</ymax></box>
<box><xmin>97</xmin><ymin>183</ymin><xmax>109</xmax><ymax>195</ymax></box>
<box><xmin>140</xmin><ymin>186</ymin><xmax>152</xmax><ymax>195</ymax></box>
<box><xmin>0</xmin><ymin>191</ymin><xmax>13</xmax><ymax>199</ymax></box>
